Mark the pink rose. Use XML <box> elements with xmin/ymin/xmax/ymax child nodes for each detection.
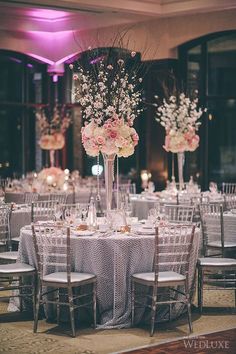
<box><xmin>187</xmin><ymin>134</ymin><xmax>199</xmax><ymax>151</ymax></box>
<box><xmin>109</xmin><ymin>130</ymin><xmax>118</xmax><ymax>139</ymax></box>
<box><xmin>132</xmin><ymin>133</ymin><xmax>139</xmax><ymax>146</ymax></box>
<box><xmin>96</xmin><ymin>135</ymin><xmax>105</xmax><ymax>145</ymax></box>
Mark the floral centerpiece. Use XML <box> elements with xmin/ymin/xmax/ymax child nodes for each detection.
<box><xmin>155</xmin><ymin>92</ymin><xmax>206</xmax><ymax>189</ymax></box>
<box><xmin>37</xmin><ymin>166</ymin><xmax>66</xmax><ymax>189</ymax></box>
<box><xmin>71</xmin><ymin>50</ymin><xmax>143</xmax><ymax>211</ymax></box>
<box><xmin>37</xmin><ymin>105</ymin><xmax>71</xmax><ymax>166</ymax></box>
<box><xmin>81</xmin><ymin>117</ymin><xmax>139</xmax><ymax>158</ymax></box>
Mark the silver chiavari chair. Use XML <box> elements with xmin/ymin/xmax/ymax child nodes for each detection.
<box><xmin>199</xmin><ymin>203</ymin><xmax>236</xmax><ymax>258</ymax></box>
<box><xmin>0</xmin><ymin>204</ymin><xmax>18</xmax><ymax>262</ymax></box>
<box><xmin>49</xmin><ymin>193</ymin><xmax>68</xmax><ymax>204</ymax></box>
<box><xmin>24</xmin><ymin>192</ymin><xmax>39</xmax><ymax>204</ymax></box>
<box><xmin>164</xmin><ymin>204</ymin><xmax>195</xmax><ymax>224</ymax></box>
<box><xmin>222</xmin><ymin>182</ymin><xmax>236</xmax><ymax>195</ymax></box>
<box><xmin>32</xmin><ymin>223</ymin><xmax>97</xmax><ymax>337</ymax></box>
<box><xmin>131</xmin><ymin>224</ymin><xmax>195</xmax><ymax>336</ymax></box>
<box><xmin>198</xmin><ymin>202</ymin><xmax>236</xmax><ymax>313</ymax></box>
<box><xmin>224</xmin><ymin>194</ymin><xmax>236</xmax><ymax>211</ymax></box>
<box><xmin>31</xmin><ymin>200</ymin><xmax>58</xmax><ymax>223</ymax></box>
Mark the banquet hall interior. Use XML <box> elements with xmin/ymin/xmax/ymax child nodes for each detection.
<box><xmin>0</xmin><ymin>0</ymin><xmax>236</xmax><ymax>353</ymax></box>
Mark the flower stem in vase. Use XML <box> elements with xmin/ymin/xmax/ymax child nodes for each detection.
<box><xmin>177</xmin><ymin>152</ymin><xmax>185</xmax><ymax>191</ymax></box>
<box><xmin>49</xmin><ymin>149</ymin><xmax>55</xmax><ymax>167</ymax></box>
<box><xmin>102</xmin><ymin>153</ymin><xmax>116</xmax><ymax>214</ymax></box>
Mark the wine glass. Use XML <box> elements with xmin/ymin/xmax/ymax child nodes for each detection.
<box><xmin>64</xmin><ymin>207</ymin><xmax>77</xmax><ymax>225</ymax></box>
<box><xmin>147</xmin><ymin>208</ymin><xmax>158</xmax><ymax>224</ymax></box>
<box><xmin>78</xmin><ymin>203</ymin><xmax>89</xmax><ymax>223</ymax></box>
<box><xmin>124</xmin><ymin>201</ymin><xmax>133</xmax><ymax>218</ymax></box>
<box><xmin>54</xmin><ymin>204</ymin><xmax>62</xmax><ymax>222</ymax></box>
<box><xmin>0</xmin><ymin>187</ymin><xmax>5</xmax><ymax>204</ymax></box>
<box><xmin>209</xmin><ymin>182</ymin><xmax>217</xmax><ymax>193</ymax></box>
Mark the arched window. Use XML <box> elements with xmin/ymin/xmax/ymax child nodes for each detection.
<box><xmin>179</xmin><ymin>31</ymin><xmax>236</xmax><ymax>189</ymax></box>
<box><xmin>0</xmin><ymin>50</ymin><xmax>47</xmax><ymax>177</ymax></box>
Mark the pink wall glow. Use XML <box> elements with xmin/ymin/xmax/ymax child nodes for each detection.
<box><xmin>26</xmin><ymin>53</ymin><xmax>54</xmax><ymax>65</ymax></box>
<box><xmin>28</xmin><ymin>9</ymin><xmax>68</xmax><ymax>21</ymax></box>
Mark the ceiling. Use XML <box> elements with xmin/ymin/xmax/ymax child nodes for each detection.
<box><xmin>1</xmin><ymin>0</ymin><xmax>236</xmax><ymax>32</ymax></box>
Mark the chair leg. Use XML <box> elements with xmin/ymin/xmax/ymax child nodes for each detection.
<box><xmin>184</xmin><ymin>280</ymin><xmax>193</xmax><ymax>334</ymax></box>
<box><xmin>56</xmin><ymin>288</ymin><xmax>60</xmax><ymax>325</ymax></box>
<box><xmin>32</xmin><ymin>274</ymin><xmax>37</xmax><ymax>320</ymax></box>
<box><xmin>68</xmin><ymin>287</ymin><xmax>76</xmax><ymax>338</ymax></box>
<box><xmin>198</xmin><ymin>266</ymin><xmax>203</xmax><ymax>314</ymax></box>
<box><xmin>186</xmin><ymin>300</ymin><xmax>193</xmax><ymax>333</ymax></box>
<box><xmin>34</xmin><ymin>281</ymin><xmax>41</xmax><ymax>333</ymax></box>
<box><xmin>93</xmin><ymin>282</ymin><xmax>97</xmax><ymax>329</ymax></box>
<box><xmin>19</xmin><ymin>276</ymin><xmax>23</xmax><ymax>312</ymax></box>
<box><xmin>150</xmin><ymin>287</ymin><xmax>157</xmax><ymax>337</ymax></box>
<box><xmin>131</xmin><ymin>280</ymin><xmax>135</xmax><ymax>326</ymax></box>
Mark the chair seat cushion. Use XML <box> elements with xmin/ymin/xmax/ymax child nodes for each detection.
<box><xmin>132</xmin><ymin>271</ymin><xmax>186</xmax><ymax>284</ymax></box>
<box><xmin>208</xmin><ymin>241</ymin><xmax>236</xmax><ymax>248</ymax></box>
<box><xmin>11</xmin><ymin>237</ymin><xmax>20</xmax><ymax>243</ymax></box>
<box><xmin>198</xmin><ymin>257</ymin><xmax>236</xmax><ymax>266</ymax></box>
<box><xmin>0</xmin><ymin>262</ymin><xmax>35</xmax><ymax>274</ymax></box>
<box><xmin>43</xmin><ymin>272</ymin><xmax>96</xmax><ymax>283</ymax></box>
<box><xmin>0</xmin><ymin>251</ymin><xmax>18</xmax><ymax>260</ymax></box>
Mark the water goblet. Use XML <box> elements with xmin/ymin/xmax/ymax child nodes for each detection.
<box><xmin>209</xmin><ymin>182</ymin><xmax>217</xmax><ymax>193</ymax></box>
<box><xmin>54</xmin><ymin>204</ymin><xmax>62</xmax><ymax>222</ymax></box>
<box><xmin>64</xmin><ymin>208</ymin><xmax>76</xmax><ymax>225</ymax></box>
<box><xmin>148</xmin><ymin>208</ymin><xmax>158</xmax><ymax>224</ymax></box>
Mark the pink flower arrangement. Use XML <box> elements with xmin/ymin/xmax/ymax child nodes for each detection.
<box><xmin>81</xmin><ymin>116</ymin><xmax>139</xmax><ymax>157</ymax></box>
<box><xmin>155</xmin><ymin>92</ymin><xmax>206</xmax><ymax>153</ymax></box>
<box><xmin>163</xmin><ymin>129</ymin><xmax>200</xmax><ymax>153</ymax></box>
<box><xmin>71</xmin><ymin>53</ymin><xmax>142</xmax><ymax>158</ymax></box>
<box><xmin>37</xmin><ymin>167</ymin><xmax>66</xmax><ymax>187</ymax></box>
<box><xmin>39</xmin><ymin>132</ymin><xmax>65</xmax><ymax>150</ymax></box>
<box><xmin>37</xmin><ymin>105</ymin><xmax>71</xmax><ymax>151</ymax></box>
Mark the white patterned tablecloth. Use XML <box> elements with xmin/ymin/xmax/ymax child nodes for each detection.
<box><xmin>11</xmin><ymin>207</ymin><xmax>31</xmax><ymax>239</ymax></box>
<box><xmin>223</xmin><ymin>212</ymin><xmax>236</xmax><ymax>242</ymax></box>
<box><xmin>131</xmin><ymin>196</ymin><xmax>177</xmax><ymax>220</ymax></box>
<box><xmin>18</xmin><ymin>226</ymin><xmax>200</xmax><ymax>329</ymax></box>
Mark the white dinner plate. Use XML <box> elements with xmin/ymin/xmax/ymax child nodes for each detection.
<box><xmin>73</xmin><ymin>230</ymin><xmax>95</xmax><ymax>236</ymax></box>
<box><xmin>135</xmin><ymin>228</ymin><xmax>155</xmax><ymax>235</ymax></box>
<box><xmin>142</xmin><ymin>223</ymin><xmax>154</xmax><ymax>229</ymax></box>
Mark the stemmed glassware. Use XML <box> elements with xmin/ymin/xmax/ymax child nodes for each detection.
<box><xmin>77</xmin><ymin>204</ymin><xmax>89</xmax><ymax>224</ymax></box>
<box><xmin>54</xmin><ymin>203</ymin><xmax>63</xmax><ymax>222</ymax></box>
<box><xmin>209</xmin><ymin>182</ymin><xmax>218</xmax><ymax>193</ymax></box>
<box><xmin>0</xmin><ymin>187</ymin><xmax>5</xmax><ymax>204</ymax></box>
<box><xmin>64</xmin><ymin>207</ymin><xmax>77</xmax><ymax>225</ymax></box>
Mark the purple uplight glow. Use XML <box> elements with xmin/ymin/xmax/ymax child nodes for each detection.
<box><xmin>52</xmin><ymin>74</ymin><xmax>58</xmax><ymax>83</ymax></box>
<box><xmin>29</xmin><ymin>9</ymin><xmax>68</xmax><ymax>21</ymax></box>
<box><xmin>27</xmin><ymin>63</ymin><xmax>33</xmax><ymax>68</ymax></box>
<box><xmin>90</xmin><ymin>55</ymin><xmax>106</xmax><ymax>64</ymax></box>
<box><xmin>26</xmin><ymin>53</ymin><xmax>54</xmax><ymax>65</ymax></box>
<box><xmin>9</xmin><ymin>57</ymin><xmax>22</xmax><ymax>64</ymax></box>
<box><xmin>27</xmin><ymin>30</ymin><xmax>73</xmax><ymax>40</ymax></box>
<box><xmin>56</xmin><ymin>53</ymin><xmax>78</xmax><ymax>65</ymax></box>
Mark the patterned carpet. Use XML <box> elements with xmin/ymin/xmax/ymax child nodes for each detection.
<box><xmin>0</xmin><ymin>290</ymin><xmax>235</xmax><ymax>354</ymax></box>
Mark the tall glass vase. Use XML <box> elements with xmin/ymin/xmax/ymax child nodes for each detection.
<box><xmin>102</xmin><ymin>153</ymin><xmax>116</xmax><ymax>214</ymax></box>
<box><xmin>177</xmin><ymin>152</ymin><xmax>185</xmax><ymax>191</ymax></box>
<box><xmin>49</xmin><ymin>149</ymin><xmax>55</xmax><ymax>167</ymax></box>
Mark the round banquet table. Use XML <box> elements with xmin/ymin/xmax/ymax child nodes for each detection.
<box><xmin>131</xmin><ymin>195</ymin><xmax>176</xmax><ymax>220</ymax></box>
<box><xmin>18</xmin><ymin>225</ymin><xmax>200</xmax><ymax>329</ymax></box>
<box><xmin>11</xmin><ymin>206</ymin><xmax>31</xmax><ymax>239</ymax></box>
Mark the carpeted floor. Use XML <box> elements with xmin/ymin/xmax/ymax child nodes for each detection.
<box><xmin>0</xmin><ymin>290</ymin><xmax>235</xmax><ymax>354</ymax></box>
<box><xmin>118</xmin><ymin>328</ymin><xmax>236</xmax><ymax>354</ymax></box>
